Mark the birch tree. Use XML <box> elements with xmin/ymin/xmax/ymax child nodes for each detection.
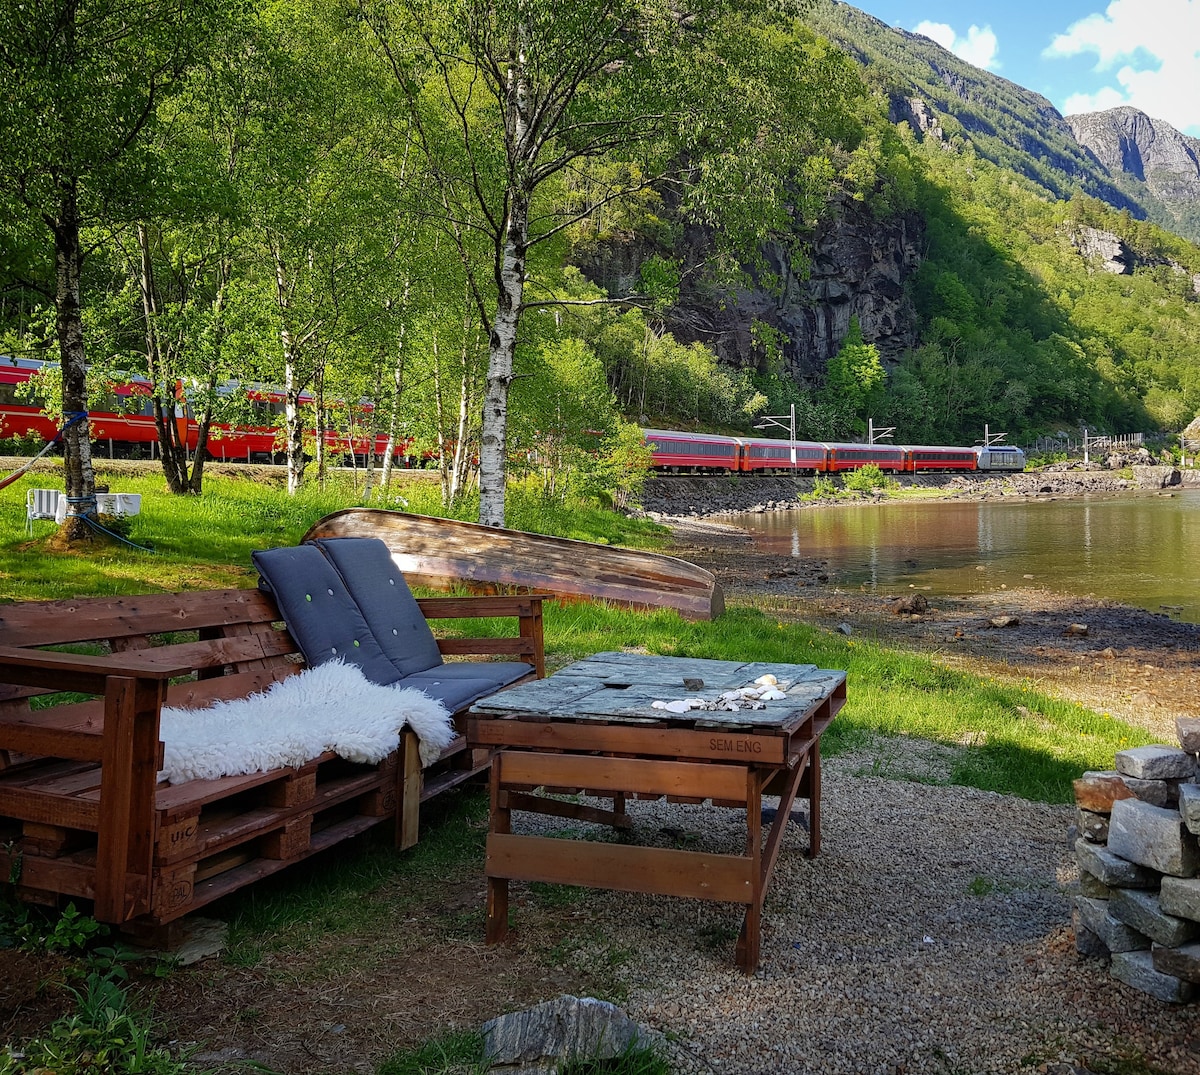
<box><xmin>0</xmin><ymin>0</ymin><xmax>219</xmax><ymax>535</ymax></box>
<box><xmin>363</xmin><ymin>0</ymin><xmax>687</xmax><ymax>526</ymax></box>
<box><xmin>363</xmin><ymin>0</ymin><xmax>859</xmax><ymax>526</ymax></box>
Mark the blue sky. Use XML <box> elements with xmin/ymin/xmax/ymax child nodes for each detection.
<box><xmin>847</xmin><ymin>0</ymin><xmax>1200</xmax><ymax>136</ymax></box>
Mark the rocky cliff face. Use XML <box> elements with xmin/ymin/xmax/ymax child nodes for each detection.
<box><xmin>1068</xmin><ymin>107</ymin><xmax>1200</xmax><ymax>239</ymax></box>
<box><xmin>575</xmin><ymin>199</ymin><xmax>923</xmax><ymax>381</ymax></box>
<box><xmin>699</xmin><ymin>202</ymin><xmax>923</xmax><ymax>378</ymax></box>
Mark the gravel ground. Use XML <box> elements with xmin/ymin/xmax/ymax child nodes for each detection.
<box><xmin>511</xmin><ymin>737</ymin><xmax>1200</xmax><ymax>1075</ymax></box>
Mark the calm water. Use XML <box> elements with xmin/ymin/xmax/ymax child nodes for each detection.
<box><xmin>723</xmin><ymin>490</ymin><xmax>1200</xmax><ymax>624</ymax></box>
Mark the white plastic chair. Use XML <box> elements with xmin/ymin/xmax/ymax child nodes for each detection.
<box><xmin>25</xmin><ymin>488</ymin><xmax>61</xmax><ymax>534</ymax></box>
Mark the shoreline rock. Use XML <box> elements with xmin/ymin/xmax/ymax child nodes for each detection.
<box><xmin>640</xmin><ymin>466</ymin><xmax>1200</xmax><ymax>520</ymax></box>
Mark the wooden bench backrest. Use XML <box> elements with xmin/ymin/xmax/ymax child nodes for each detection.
<box><xmin>0</xmin><ymin>588</ymin><xmax>302</xmax><ymax>712</ymax></box>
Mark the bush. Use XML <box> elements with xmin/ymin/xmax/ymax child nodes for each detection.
<box><xmin>843</xmin><ymin>464</ymin><xmax>894</xmax><ymax>492</ymax></box>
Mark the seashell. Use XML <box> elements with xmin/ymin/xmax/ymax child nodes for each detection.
<box><xmin>721</xmin><ymin>690</ymin><xmax>743</xmax><ymax>701</ymax></box>
<box><xmin>685</xmin><ymin>698</ymin><xmax>706</xmax><ymax>708</ymax></box>
<box><xmin>760</xmin><ymin>688</ymin><xmax>786</xmax><ymax>701</ymax></box>
<box><xmin>651</xmin><ymin>700</ymin><xmax>668</xmax><ymax>709</ymax></box>
<box><xmin>664</xmin><ymin>699</ymin><xmax>691</xmax><ymax>713</ymax></box>
<box><xmin>754</xmin><ymin>674</ymin><xmax>778</xmax><ymax>686</ymax></box>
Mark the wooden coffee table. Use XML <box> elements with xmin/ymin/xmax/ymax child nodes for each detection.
<box><xmin>467</xmin><ymin>652</ymin><xmax>846</xmax><ymax>972</ymax></box>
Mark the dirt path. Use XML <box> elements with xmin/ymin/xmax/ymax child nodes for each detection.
<box><xmin>664</xmin><ymin>515</ymin><xmax>1200</xmax><ymax>741</ymax></box>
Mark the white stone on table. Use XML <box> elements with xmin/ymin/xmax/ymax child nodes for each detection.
<box><xmin>1108</xmin><ymin>798</ymin><xmax>1200</xmax><ymax>878</ymax></box>
<box><xmin>1115</xmin><ymin>745</ymin><xmax>1196</xmax><ymax>781</ymax></box>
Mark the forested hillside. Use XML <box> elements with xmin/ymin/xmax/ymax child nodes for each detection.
<box><xmin>1</xmin><ymin>0</ymin><xmax>1198</xmax><ymax>520</ymax></box>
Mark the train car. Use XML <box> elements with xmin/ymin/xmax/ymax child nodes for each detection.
<box><xmin>975</xmin><ymin>444</ymin><xmax>1027</xmax><ymax>471</ymax></box>
<box><xmin>643</xmin><ymin>428</ymin><xmax>741</xmax><ymax>471</ymax></box>
<box><xmin>737</xmin><ymin>437</ymin><xmax>828</xmax><ymax>474</ymax></box>
<box><xmin>0</xmin><ymin>356</ymin><xmax>407</xmax><ymax>464</ymax></box>
<box><xmin>823</xmin><ymin>442</ymin><xmax>906</xmax><ymax>473</ymax></box>
<box><xmin>902</xmin><ymin>445</ymin><xmax>979</xmax><ymax>472</ymax></box>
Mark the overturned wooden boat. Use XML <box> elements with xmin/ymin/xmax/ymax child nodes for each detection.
<box><xmin>302</xmin><ymin>509</ymin><xmax>724</xmax><ymax>620</ymax></box>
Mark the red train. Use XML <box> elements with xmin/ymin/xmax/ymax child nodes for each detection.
<box><xmin>643</xmin><ymin>429</ymin><xmax>1025</xmax><ymax>473</ymax></box>
<box><xmin>0</xmin><ymin>356</ymin><xmax>408</xmax><ymax>464</ymax></box>
<box><xmin>0</xmin><ymin>357</ymin><xmax>1026</xmax><ymax>474</ymax></box>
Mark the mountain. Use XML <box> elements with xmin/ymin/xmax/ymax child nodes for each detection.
<box><xmin>1067</xmin><ymin>107</ymin><xmax>1200</xmax><ymax>241</ymax></box>
<box><xmin>801</xmin><ymin>0</ymin><xmax>1200</xmax><ymax>249</ymax></box>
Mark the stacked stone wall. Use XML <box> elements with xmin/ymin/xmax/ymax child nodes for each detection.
<box><xmin>1072</xmin><ymin>720</ymin><xmax>1200</xmax><ymax>1002</ymax></box>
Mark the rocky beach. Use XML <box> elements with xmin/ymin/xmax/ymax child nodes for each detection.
<box><xmin>645</xmin><ymin>466</ymin><xmax>1200</xmax><ymax>742</ymax></box>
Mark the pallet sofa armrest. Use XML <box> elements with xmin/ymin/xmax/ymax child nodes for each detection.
<box><xmin>415</xmin><ymin>594</ymin><xmax>548</xmax><ymax>679</ymax></box>
<box><xmin>0</xmin><ymin>645</ymin><xmax>170</xmax><ymax>925</ymax></box>
<box><xmin>0</xmin><ymin>644</ymin><xmax>189</xmax><ymax>692</ymax></box>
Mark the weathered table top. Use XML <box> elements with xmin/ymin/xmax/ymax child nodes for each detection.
<box><xmin>470</xmin><ymin>652</ymin><xmax>846</xmax><ymax>733</ymax></box>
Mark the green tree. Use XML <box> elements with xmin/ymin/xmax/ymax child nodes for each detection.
<box><xmin>362</xmin><ymin>0</ymin><xmax>847</xmax><ymax>527</ymax></box>
<box><xmin>0</xmin><ymin>0</ymin><xmax>220</xmax><ymax>533</ymax></box>
<box><xmin>822</xmin><ymin>318</ymin><xmax>886</xmax><ymax>436</ymax></box>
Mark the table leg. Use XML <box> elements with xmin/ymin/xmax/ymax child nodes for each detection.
<box><xmin>808</xmin><ymin>740</ymin><xmax>822</xmax><ymax>859</ymax></box>
<box><xmin>734</xmin><ymin>770</ymin><xmax>764</xmax><ymax>973</ymax></box>
<box><xmin>486</xmin><ymin>758</ymin><xmax>511</xmax><ymax>944</ymax></box>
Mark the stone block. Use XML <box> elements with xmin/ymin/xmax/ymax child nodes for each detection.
<box><xmin>1177</xmin><ymin>717</ymin><xmax>1200</xmax><ymax>754</ymax></box>
<box><xmin>482</xmin><ymin>994</ymin><xmax>648</xmax><ymax>1073</ymax></box>
<box><xmin>1075</xmin><ymin>837</ymin><xmax>1158</xmax><ymax>888</ymax></box>
<box><xmin>1077</xmin><ymin>809</ymin><xmax>1109</xmax><ymax>843</ymax></box>
<box><xmin>1180</xmin><ymin>783</ymin><xmax>1200</xmax><ymax>835</ymax></box>
<box><xmin>1072</xmin><ymin>911</ymin><xmax>1109</xmax><ymax>959</ymax></box>
<box><xmin>1073</xmin><ymin>770</ymin><xmax>1134</xmax><ymax>813</ymax></box>
<box><xmin>1152</xmin><ymin>941</ymin><xmax>1200</xmax><ymax>983</ymax></box>
<box><xmin>1073</xmin><ymin>896</ymin><xmax>1150</xmax><ymax>953</ymax></box>
<box><xmin>1115</xmin><ymin>745</ymin><xmax>1196</xmax><ymax>781</ymax></box>
<box><xmin>1079</xmin><ymin>872</ymin><xmax>1111</xmax><ymax>899</ymax></box>
<box><xmin>1161</xmin><ymin>877</ymin><xmax>1200</xmax><ymax>923</ymax></box>
<box><xmin>1109</xmin><ymin>888</ymin><xmax>1199</xmax><ymax>947</ymax></box>
<box><xmin>1109</xmin><ymin>798</ymin><xmax>1200</xmax><ymax>877</ymax></box>
<box><xmin>1111</xmin><ymin>950</ymin><xmax>1196</xmax><ymax>1003</ymax></box>
<box><xmin>1123</xmin><ymin>777</ymin><xmax>1179</xmax><ymax>808</ymax></box>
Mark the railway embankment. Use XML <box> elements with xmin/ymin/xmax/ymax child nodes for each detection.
<box><xmin>640</xmin><ymin>462</ymin><xmax>1200</xmax><ymax>519</ymax></box>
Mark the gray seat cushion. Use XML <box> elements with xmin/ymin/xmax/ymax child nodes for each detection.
<box><xmin>404</xmin><ymin>662</ymin><xmax>530</xmax><ymax>711</ymax></box>
<box><xmin>252</xmin><ymin>544</ymin><xmax>404</xmax><ymax>685</ymax></box>
<box><xmin>309</xmin><ymin>537</ymin><xmax>444</xmax><ymax>677</ymax></box>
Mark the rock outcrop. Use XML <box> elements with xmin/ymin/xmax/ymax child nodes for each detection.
<box><xmin>1068</xmin><ymin>107</ymin><xmax>1200</xmax><ymax>241</ymax></box>
<box><xmin>576</xmin><ymin>198</ymin><xmax>923</xmax><ymax>381</ymax></box>
<box><xmin>1069</xmin><ymin>108</ymin><xmax>1200</xmax><ymax>201</ymax></box>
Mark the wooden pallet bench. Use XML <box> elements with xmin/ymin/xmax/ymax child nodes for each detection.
<box><xmin>0</xmin><ymin>586</ymin><xmax>544</xmax><ymax>938</ymax></box>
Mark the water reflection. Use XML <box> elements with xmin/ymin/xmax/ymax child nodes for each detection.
<box><xmin>722</xmin><ymin>491</ymin><xmax>1200</xmax><ymax>624</ymax></box>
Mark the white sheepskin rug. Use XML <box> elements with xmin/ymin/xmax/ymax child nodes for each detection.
<box><xmin>158</xmin><ymin>659</ymin><xmax>455</xmax><ymax>784</ymax></box>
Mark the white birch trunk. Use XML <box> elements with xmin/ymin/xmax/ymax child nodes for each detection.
<box><xmin>478</xmin><ymin>24</ymin><xmax>534</xmax><ymax>529</ymax></box>
<box><xmin>55</xmin><ymin>180</ymin><xmax>97</xmax><ymax>531</ymax></box>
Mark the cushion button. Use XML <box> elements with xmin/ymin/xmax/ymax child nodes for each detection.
<box><xmin>305</xmin><ymin>594</ymin><xmax>312</xmax><ymax>601</ymax></box>
<box><xmin>353</xmin><ymin>640</ymin><xmax>360</xmax><ymax>647</ymax></box>
<box><xmin>327</xmin><ymin>588</ymin><xmax>334</xmax><ymax>595</ymax></box>
<box><xmin>331</xmin><ymin>646</ymin><xmax>338</xmax><ymax>654</ymax></box>
<box><xmin>392</xmin><ymin>629</ymin><xmax>398</xmax><ymax>635</ymax></box>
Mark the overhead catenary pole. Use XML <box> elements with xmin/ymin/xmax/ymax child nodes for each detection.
<box><xmin>754</xmin><ymin>403</ymin><xmax>797</xmax><ymax>465</ymax></box>
<box><xmin>867</xmin><ymin>418</ymin><xmax>894</xmax><ymax>444</ymax></box>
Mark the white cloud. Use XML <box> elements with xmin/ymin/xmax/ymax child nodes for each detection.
<box><xmin>1044</xmin><ymin>0</ymin><xmax>1200</xmax><ymax>133</ymax></box>
<box><xmin>913</xmin><ymin>20</ymin><xmax>1001</xmax><ymax>71</ymax></box>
